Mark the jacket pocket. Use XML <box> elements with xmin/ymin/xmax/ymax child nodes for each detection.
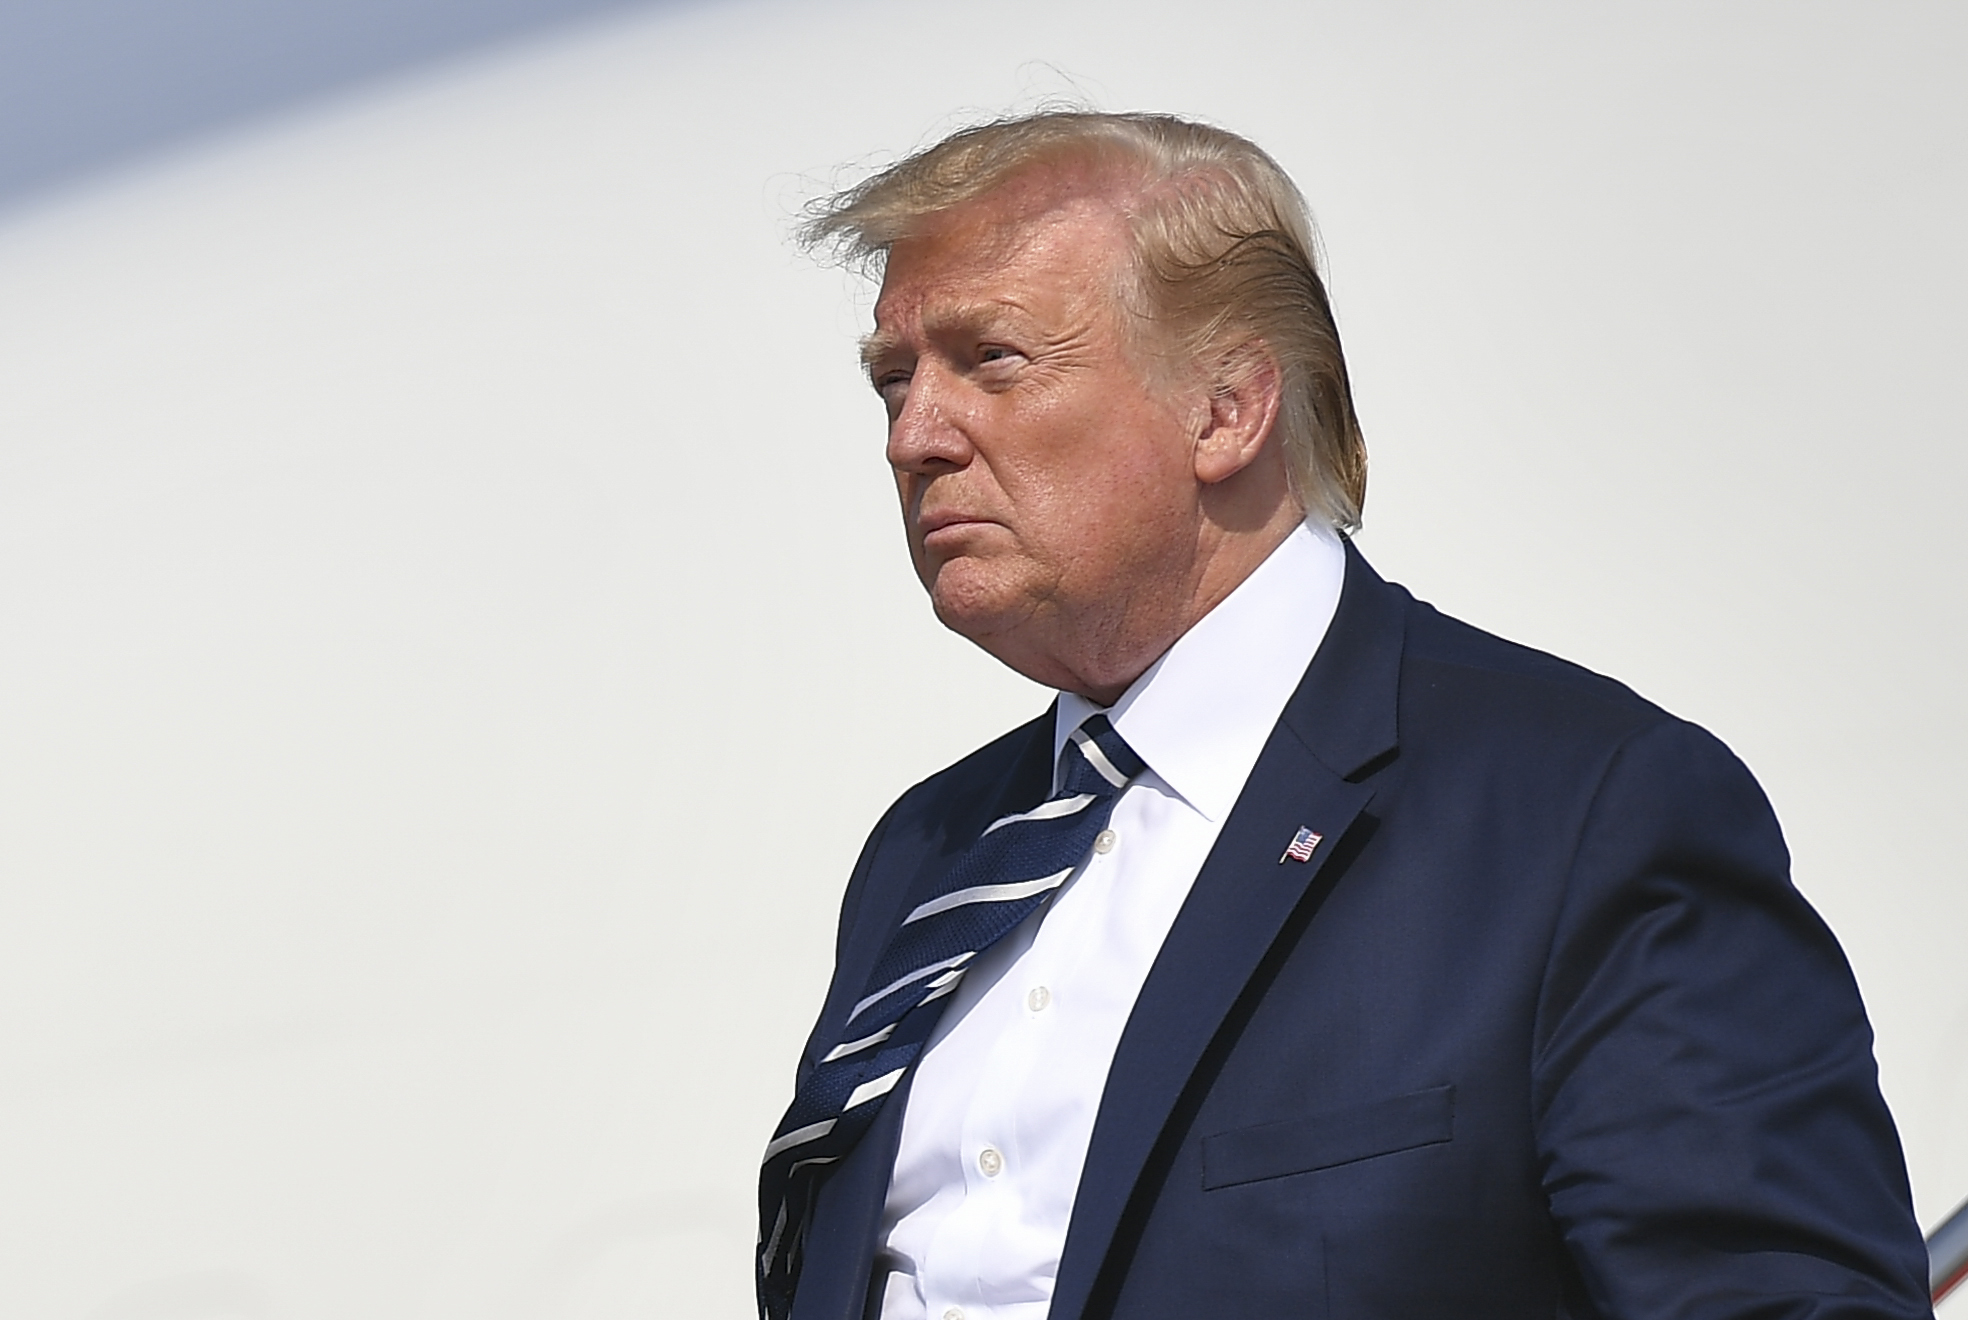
<box><xmin>1201</xmin><ymin>1084</ymin><xmax>1455</xmax><ymax>1190</ymax></box>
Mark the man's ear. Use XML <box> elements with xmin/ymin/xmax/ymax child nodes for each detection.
<box><xmin>1193</xmin><ymin>341</ymin><xmax>1283</xmax><ymax>486</ymax></box>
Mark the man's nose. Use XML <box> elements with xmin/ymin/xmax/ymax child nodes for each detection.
<box><xmin>886</xmin><ymin>368</ymin><xmax>973</xmax><ymax>473</ymax></box>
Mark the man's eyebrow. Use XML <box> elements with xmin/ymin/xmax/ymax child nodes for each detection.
<box><xmin>858</xmin><ymin>332</ymin><xmax>897</xmax><ymax>372</ymax></box>
<box><xmin>858</xmin><ymin>300</ymin><xmax>1015</xmax><ymax>372</ymax></box>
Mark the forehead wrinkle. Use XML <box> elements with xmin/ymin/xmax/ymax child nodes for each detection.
<box><xmin>865</xmin><ymin>291</ymin><xmax>1034</xmax><ymax>370</ymax></box>
<box><xmin>923</xmin><ymin>294</ymin><xmax>1026</xmax><ymax>339</ymax></box>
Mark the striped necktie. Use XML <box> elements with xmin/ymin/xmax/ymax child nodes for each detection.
<box><xmin>756</xmin><ymin>713</ymin><xmax>1147</xmax><ymax>1320</ymax></box>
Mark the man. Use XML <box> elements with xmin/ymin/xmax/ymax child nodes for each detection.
<box><xmin>758</xmin><ymin>111</ymin><xmax>1931</xmax><ymax>1320</ymax></box>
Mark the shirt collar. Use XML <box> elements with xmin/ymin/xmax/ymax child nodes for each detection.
<box><xmin>1053</xmin><ymin>521</ymin><xmax>1347</xmax><ymax>822</ymax></box>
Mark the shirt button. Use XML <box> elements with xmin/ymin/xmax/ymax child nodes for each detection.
<box><xmin>943</xmin><ymin>1310</ymin><xmax>965</xmax><ymax>1320</ymax></box>
<box><xmin>1027</xmin><ymin>985</ymin><xmax>1051</xmax><ymax>1013</ymax></box>
<box><xmin>1093</xmin><ymin>828</ymin><xmax>1117</xmax><ymax>854</ymax></box>
<box><xmin>977</xmin><ymin>1146</ymin><xmax>1004</xmax><ymax>1177</ymax></box>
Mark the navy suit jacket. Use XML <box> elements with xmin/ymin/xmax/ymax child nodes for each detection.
<box><xmin>781</xmin><ymin>545</ymin><xmax>1932</xmax><ymax>1320</ymax></box>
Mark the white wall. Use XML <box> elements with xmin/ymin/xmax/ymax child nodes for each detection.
<box><xmin>1</xmin><ymin>2</ymin><xmax>1961</xmax><ymax>1316</ymax></box>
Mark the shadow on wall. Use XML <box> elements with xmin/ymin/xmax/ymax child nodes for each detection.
<box><xmin>0</xmin><ymin>0</ymin><xmax>676</xmax><ymax>213</ymax></box>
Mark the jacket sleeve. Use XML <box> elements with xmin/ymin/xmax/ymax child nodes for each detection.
<box><xmin>1532</xmin><ymin>717</ymin><xmax>1932</xmax><ymax>1319</ymax></box>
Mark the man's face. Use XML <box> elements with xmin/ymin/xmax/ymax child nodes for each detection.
<box><xmin>865</xmin><ymin>175</ymin><xmax>1206</xmax><ymax>685</ymax></box>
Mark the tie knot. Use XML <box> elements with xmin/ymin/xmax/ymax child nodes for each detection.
<box><xmin>1059</xmin><ymin>713</ymin><xmax>1147</xmax><ymax>796</ymax></box>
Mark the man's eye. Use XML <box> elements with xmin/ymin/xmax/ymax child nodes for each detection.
<box><xmin>978</xmin><ymin>345</ymin><xmax>1020</xmax><ymax>366</ymax></box>
<box><xmin>874</xmin><ymin>372</ymin><xmax>911</xmax><ymax>417</ymax></box>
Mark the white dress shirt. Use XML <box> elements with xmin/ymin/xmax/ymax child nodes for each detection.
<box><xmin>873</xmin><ymin>521</ymin><xmax>1348</xmax><ymax>1320</ymax></box>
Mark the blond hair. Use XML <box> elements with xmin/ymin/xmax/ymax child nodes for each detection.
<box><xmin>800</xmin><ymin>111</ymin><xmax>1367</xmax><ymax>532</ymax></box>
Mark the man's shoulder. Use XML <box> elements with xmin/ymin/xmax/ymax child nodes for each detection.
<box><xmin>1396</xmin><ymin>586</ymin><xmax>1667</xmax><ymax>729</ymax></box>
<box><xmin>1378</xmin><ymin>579</ymin><xmax>1731</xmax><ymax>780</ymax></box>
<box><xmin>883</xmin><ymin>707</ymin><xmax>1056</xmax><ymax>839</ymax></box>
<box><xmin>830</xmin><ymin>710</ymin><xmax>1053</xmax><ymax>961</ymax></box>
<box><xmin>911</xmin><ymin>705</ymin><xmax>1054</xmax><ymax>798</ymax></box>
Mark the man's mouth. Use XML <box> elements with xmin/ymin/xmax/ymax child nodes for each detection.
<box><xmin>917</xmin><ymin>509</ymin><xmax>994</xmax><ymax>539</ymax></box>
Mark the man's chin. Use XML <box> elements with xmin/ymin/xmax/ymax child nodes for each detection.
<box><xmin>928</xmin><ymin>592</ymin><xmax>1019</xmax><ymax>645</ymax></box>
<box><xmin>924</xmin><ymin>565</ymin><xmax>1031</xmax><ymax>646</ymax></box>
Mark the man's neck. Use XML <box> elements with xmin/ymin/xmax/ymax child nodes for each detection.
<box><xmin>1044</xmin><ymin>512</ymin><xmax>1307</xmax><ymax>706</ymax></box>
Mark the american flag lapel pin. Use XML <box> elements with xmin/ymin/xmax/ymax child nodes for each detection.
<box><xmin>1279</xmin><ymin>826</ymin><xmax>1322</xmax><ymax>864</ymax></box>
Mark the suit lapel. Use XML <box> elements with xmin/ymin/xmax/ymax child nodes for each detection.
<box><xmin>1047</xmin><ymin>543</ymin><xmax>1407</xmax><ymax>1320</ymax></box>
